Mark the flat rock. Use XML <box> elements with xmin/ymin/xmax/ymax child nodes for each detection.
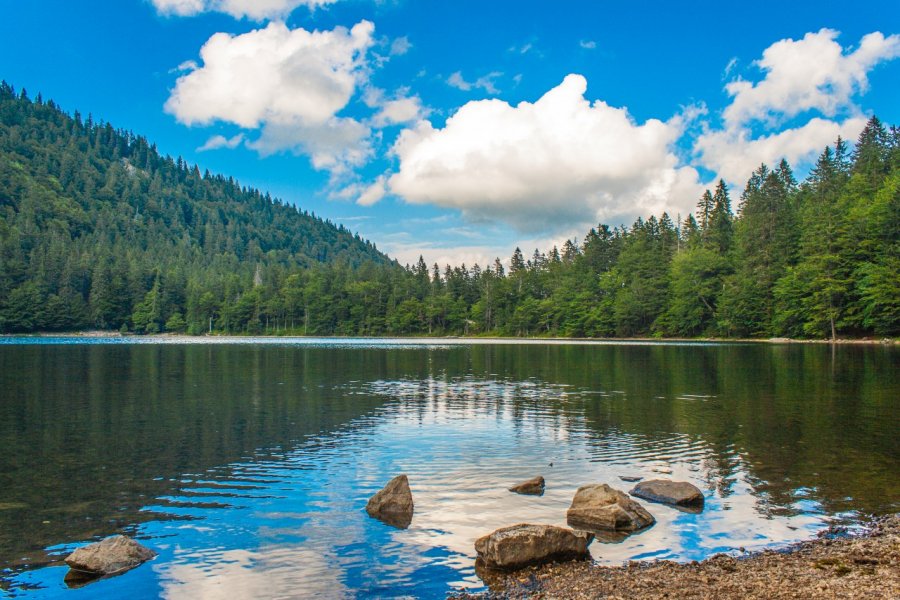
<box><xmin>64</xmin><ymin>535</ymin><xmax>155</xmax><ymax>577</ymax></box>
<box><xmin>566</xmin><ymin>483</ymin><xmax>655</xmax><ymax>532</ymax></box>
<box><xmin>630</xmin><ymin>479</ymin><xmax>704</xmax><ymax>509</ymax></box>
<box><xmin>619</xmin><ymin>475</ymin><xmax>642</xmax><ymax>483</ymax></box>
<box><xmin>509</xmin><ymin>476</ymin><xmax>545</xmax><ymax>495</ymax></box>
<box><xmin>475</xmin><ymin>523</ymin><xmax>593</xmax><ymax>570</ymax></box>
<box><xmin>366</xmin><ymin>474</ymin><xmax>414</xmax><ymax>529</ymax></box>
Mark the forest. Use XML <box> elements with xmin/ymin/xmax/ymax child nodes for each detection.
<box><xmin>1</xmin><ymin>83</ymin><xmax>898</xmax><ymax>338</ymax></box>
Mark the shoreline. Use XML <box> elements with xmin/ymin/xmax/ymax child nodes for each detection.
<box><xmin>450</xmin><ymin>514</ymin><xmax>900</xmax><ymax>599</ymax></box>
<box><xmin>1</xmin><ymin>331</ymin><xmax>897</xmax><ymax>345</ymax></box>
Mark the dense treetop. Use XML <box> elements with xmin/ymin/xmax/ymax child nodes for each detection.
<box><xmin>1</xmin><ymin>84</ymin><xmax>897</xmax><ymax>338</ymax></box>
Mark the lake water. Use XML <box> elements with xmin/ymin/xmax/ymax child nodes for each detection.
<box><xmin>0</xmin><ymin>338</ymin><xmax>897</xmax><ymax>598</ymax></box>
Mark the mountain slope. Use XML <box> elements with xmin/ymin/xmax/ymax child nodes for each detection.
<box><xmin>0</xmin><ymin>83</ymin><xmax>392</xmax><ymax>333</ymax></box>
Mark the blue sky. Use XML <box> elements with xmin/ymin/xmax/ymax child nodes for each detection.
<box><xmin>2</xmin><ymin>0</ymin><xmax>898</xmax><ymax>266</ymax></box>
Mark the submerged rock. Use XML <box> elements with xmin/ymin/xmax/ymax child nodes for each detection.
<box><xmin>475</xmin><ymin>524</ymin><xmax>593</xmax><ymax>570</ymax></box>
<box><xmin>618</xmin><ymin>475</ymin><xmax>642</xmax><ymax>483</ymax></box>
<box><xmin>630</xmin><ymin>479</ymin><xmax>704</xmax><ymax>510</ymax></box>
<box><xmin>64</xmin><ymin>535</ymin><xmax>155</xmax><ymax>580</ymax></box>
<box><xmin>366</xmin><ymin>474</ymin><xmax>414</xmax><ymax>529</ymax></box>
<box><xmin>509</xmin><ymin>476</ymin><xmax>545</xmax><ymax>495</ymax></box>
<box><xmin>566</xmin><ymin>484</ymin><xmax>655</xmax><ymax>532</ymax></box>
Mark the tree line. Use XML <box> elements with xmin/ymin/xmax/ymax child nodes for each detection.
<box><xmin>1</xmin><ymin>83</ymin><xmax>897</xmax><ymax>338</ymax></box>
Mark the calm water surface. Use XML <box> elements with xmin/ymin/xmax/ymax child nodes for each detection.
<box><xmin>0</xmin><ymin>339</ymin><xmax>897</xmax><ymax>598</ymax></box>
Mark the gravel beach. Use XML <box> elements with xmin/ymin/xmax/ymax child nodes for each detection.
<box><xmin>450</xmin><ymin>515</ymin><xmax>900</xmax><ymax>599</ymax></box>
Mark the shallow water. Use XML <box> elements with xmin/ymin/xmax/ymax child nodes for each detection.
<box><xmin>0</xmin><ymin>339</ymin><xmax>897</xmax><ymax>598</ymax></box>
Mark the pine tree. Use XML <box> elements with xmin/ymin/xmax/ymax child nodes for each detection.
<box><xmin>708</xmin><ymin>179</ymin><xmax>733</xmax><ymax>254</ymax></box>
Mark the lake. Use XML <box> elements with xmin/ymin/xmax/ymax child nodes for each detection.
<box><xmin>0</xmin><ymin>338</ymin><xmax>897</xmax><ymax>598</ymax></box>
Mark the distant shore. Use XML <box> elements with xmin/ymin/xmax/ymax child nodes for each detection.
<box><xmin>1</xmin><ymin>331</ymin><xmax>897</xmax><ymax>345</ymax></box>
<box><xmin>451</xmin><ymin>515</ymin><xmax>900</xmax><ymax>600</ymax></box>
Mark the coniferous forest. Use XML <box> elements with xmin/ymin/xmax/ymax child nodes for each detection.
<box><xmin>1</xmin><ymin>84</ymin><xmax>898</xmax><ymax>338</ymax></box>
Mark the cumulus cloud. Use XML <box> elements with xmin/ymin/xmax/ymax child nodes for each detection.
<box><xmin>694</xmin><ymin>29</ymin><xmax>900</xmax><ymax>186</ymax></box>
<box><xmin>579</xmin><ymin>40</ymin><xmax>597</xmax><ymax>50</ymax></box>
<box><xmin>166</xmin><ymin>21</ymin><xmax>374</xmax><ymax>170</ymax></box>
<box><xmin>390</xmin><ymin>74</ymin><xmax>702</xmax><ymax>232</ymax></box>
<box><xmin>696</xmin><ymin>117</ymin><xmax>868</xmax><ymax>185</ymax></box>
<box><xmin>197</xmin><ymin>133</ymin><xmax>245</xmax><ymax>151</ymax></box>
<box><xmin>250</xmin><ymin>117</ymin><xmax>370</xmax><ymax>169</ymax></box>
<box><xmin>723</xmin><ymin>29</ymin><xmax>900</xmax><ymax>127</ymax></box>
<box><xmin>151</xmin><ymin>0</ymin><xmax>336</xmax><ymax>20</ymax></box>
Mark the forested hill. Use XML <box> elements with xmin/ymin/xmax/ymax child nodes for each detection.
<box><xmin>1</xmin><ymin>84</ymin><xmax>898</xmax><ymax>338</ymax></box>
<box><xmin>0</xmin><ymin>83</ymin><xmax>393</xmax><ymax>333</ymax></box>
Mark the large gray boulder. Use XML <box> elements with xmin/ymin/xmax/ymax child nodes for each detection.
<box><xmin>508</xmin><ymin>475</ymin><xmax>545</xmax><ymax>495</ymax></box>
<box><xmin>566</xmin><ymin>483</ymin><xmax>655</xmax><ymax>532</ymax></box>
<box><xmin>65</xmin><ymin>535</ymin><xmax>156</xmax><ymax>577</ymax></box>
<box><xmin>630</xmin><ymin>479</ymin><xmax>704</xmax><ymax>509</ymax></box>
<box><xmin>366</xmin><ymin>474</ymin><xmax>414</xmax><ymax>529</ymax></box>
<box><xmin>475</xmin><ymin>524</ymin><xmax>593</xmax><ymax>570</ymax></box>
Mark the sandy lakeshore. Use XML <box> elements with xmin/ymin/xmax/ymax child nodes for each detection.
<box><xmin>450</xmin><ymin>515</ymin><xmax>900</xmax><ymax>599</ymax></box>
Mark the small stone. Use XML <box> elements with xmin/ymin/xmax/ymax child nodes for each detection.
<box><xmin>366</xmin><ymin>474</ymin><xmax>414</xmax><ymax>529</ymax></box>
<box><xmin>509</xmin><ymin>476</ymin><xmax>545</xmax><ymax>495</ymax></box>
<box><xmin>475</xmin><ymin>524</ymin><xmax>593</xmax><ymax>570</ymax></box>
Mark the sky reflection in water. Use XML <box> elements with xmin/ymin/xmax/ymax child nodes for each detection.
<box><xmin>1</xmin><ymin>341</ymin><xmax>896</xmax><ymax>598</ymax></box>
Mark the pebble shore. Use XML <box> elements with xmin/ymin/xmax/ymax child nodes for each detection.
<box><xmin>450</xmin><ymin>515</ymin><xmax>900</xmax><ymax>599</ymax></box>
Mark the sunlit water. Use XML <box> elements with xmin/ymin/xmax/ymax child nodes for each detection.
<box><xmin>0</xmin><ymin>339</ymin><xmax>897</xmax><ymax>598</ymax></box>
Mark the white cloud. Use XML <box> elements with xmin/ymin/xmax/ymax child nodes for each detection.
<box><xmin>447</xmin><ymin>71</ymin><xmax>503</xmax><ymax>95</ymax></box>
<box><xmin>152</xmin><ymin>0</ymin><xmax>205</xmax><ymax>16</ymax></box>
<box><xmin>166</xmin><ymin>21</ymin><xmax>374</xmax><ymax>170</ymax></box>
<box><xmin>390</xmin><ymin>36</ymin><xmax>412</xmax><ymax>56</ymax></box>
<box><xmin>509</xmin><ymin>42</ymin><xmax>533</xmax><ymax>54</ymax></box>
<box><xmin>356</xmin><ymin>176</ymin><xmax>387</xmax><ymax>206</ymax></box>
<box><xmin>151</xmin><ymin>0</ymin><xmax>336</xmax><ymax>20</ymax></box>
<box><xmin>696</xmin><ymin>117</ymin><xmax>868</xmax><ymax>185</ymax></box>
<box><xmin>390</xmin><ymin>74</ymin><xmax>702</xmax><ymax>233</ymax></box>
<box><xmin>723</xmin><ymin>29</ymin><xmax>900</xmax><ymax>127</ymax></box>
<box><xmin>446</xmin><ymin>72</ymin><xmax>471</xmax><ymax>91</ymax></box>
<box><xmin>579</xmin><ymin>40</ymin><xmax>597</xmax><ymax>50</ymax></box>
<box><xmin>723</xmin><ymin>57</ymin><xmax>738</xmax><ymax>78</ymax></box>
<box><xmin>197</xmin><ymin>133</ymin><xmax>245</xmax><ymax>151</ymax></box>
<box><xmin>362</xmin><ymin>86</ymin><xmax>427</xmax><ymax>127</ymax></box>
<box><xmin>694</xmin><ymin>29</ymin><xmax>900</xmax><ymax>187</ymax></box>
<box><xmin>385</xmin><ymin>242</ymin><xmax>502</xmax><ymax>270</ymax></box>
<box><xmin>250</xmin><ymin>117</ymin><xmax>370</xmax><ymax>169</ymax></box>
<box><xmin>373</xmin><ymin>95</ymin><xmax>425</xmax><ymax>126</ymax></box>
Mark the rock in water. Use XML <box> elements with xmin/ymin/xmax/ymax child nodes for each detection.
<box><xmin>65</xmin><ymin>535</ymin><xmax>156</xmax><ymax>578</ymax></box>
<box><xmin>366</xmin><ymin>474</ymin><xmax>414</xmax><ymax>529</ymax></box>
<box><xmin>509</xmin><ymin>476</ymin><xmax>545</xmax><ymax>495</ymax></box>
<box><xmin>566</xmin><ymin>484</ymin><xmax>655</xmax><ymax>532</ymax></box>
<box><xmin>475</xmin><ymin>524</ymin><xmax>593</xmax><ymax>570</ymax></box>
<box><xmin>630</xmin><ymin>480</ymin><xmax>704</xmax><ymax>509</ymax></box>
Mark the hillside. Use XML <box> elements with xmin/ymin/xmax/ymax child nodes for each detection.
<box><xmin>0</xmin><ymin>83</ymin><xmax>393</xmax><ymax>333</ymax></box>
<box><xmin>1</xmin><ymin>84</ymin><xmax>897</xmax><ymax>338</ymax></box>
